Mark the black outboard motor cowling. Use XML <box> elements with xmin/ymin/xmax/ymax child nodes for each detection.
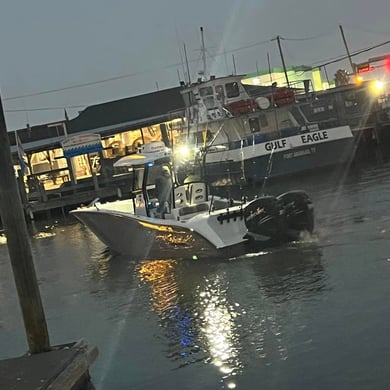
<box><xmin>276</xmin><ymin>190</ymin><xmax>314</xmax><ymax>240</ymax></box>
<box><xmin>243</xmin><ymin>196</ymin><xmax>287</xmax><ymax>242</ymax></box>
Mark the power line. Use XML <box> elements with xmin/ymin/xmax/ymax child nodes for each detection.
<box><xmin>5</xmin><ymin>105</ymin><xmax>85</xmax><ymax>113</ymax></box>
<box><xmin>313</xmin><ymin>39</ymin><xmax>390</xmax><ymax>69</ymax></box>
<box><xmin>280</xmin><ymin>32</ymin><xmax>333</xmax><ymax>41</ymax></box>
<box><xmin>4</xmin><ymin>34</ymin><xmax>390</xmax><ymax>102</ymax></box>
<box><xmin>3</xmin><ymin>39</ymin><xmax>273</xmax><ymax>101</ymax></box>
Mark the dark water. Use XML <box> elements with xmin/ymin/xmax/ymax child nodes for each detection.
<box><xmin>1</xmin><ymin>161</ymin><xmax>390</xmax><ymax>389</ymax></box>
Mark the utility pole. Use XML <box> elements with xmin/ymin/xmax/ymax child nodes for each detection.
<box><xmin>339</xmin><ymin>24</ymin><xmax>355</xmax><ymax>75</ymax></box>
<box><xmin>275</xmin><ymin>35</ymin><xmax>290</xmax><ymax>88</ymax></box>
<box><xmin>0</xmin><ymin>92</ymin><xmax>50</xmax><ymax>353</ymax></box>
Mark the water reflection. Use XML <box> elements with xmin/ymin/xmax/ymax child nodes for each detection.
<box><xmin>249</xmin><ymin>244</ymin><xmax>327</xmax><ymax>303</ymax></box>
<box><xmin>135</xmin><ymin>243</ymin><xmax>326</xmax><ymax>388</ymax></box>
<box><xmin>196</xmin><ymin>275</ymin><xmax>242</xmax><ymax>388</ymax></box>
<box><xmin>136</xmin><ymin>259</ymin><xmax>242</xmax><ymax>388</ymax></box>
<box><xmin>138</xmin><ymin>260</ymin><xmax>178</xmax><ymax>315</ymax></box>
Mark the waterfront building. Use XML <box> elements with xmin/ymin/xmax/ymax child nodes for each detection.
<box><xmin>8</xmin><ymin>87</ymin><xmax>185</xmax><ymax>217</ymax></box>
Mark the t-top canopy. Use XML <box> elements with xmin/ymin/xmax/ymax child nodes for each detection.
<box><xmin>113</xmin><ymin>141</ymin><xmax>171</xmax><ymax>168</ymax></box>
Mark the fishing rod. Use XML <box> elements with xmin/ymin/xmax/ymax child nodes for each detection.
<box><xmin>260</xmin><ymin>147</ymin><xmax>275</xmax><ymax>194</ymax></box>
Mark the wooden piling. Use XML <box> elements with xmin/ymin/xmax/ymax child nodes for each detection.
<box><xmin>0</xmin><ymin>93</ymin><xmax>50</xmax><ymax>353</ymax></box>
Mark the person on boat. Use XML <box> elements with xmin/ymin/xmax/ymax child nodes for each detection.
<box><xmin>155</xmin><ymin>164</ymin><xmax>172</xmax><ymax>216</ymax></box>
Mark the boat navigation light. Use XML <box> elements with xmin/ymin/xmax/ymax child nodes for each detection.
<box><xmin>176</xmin><ymin>145</ymin><xmax>191</xmax><ymax>159</ymax></box>
<box><xmin>374</xmin><ymin>80</ymin><xmax>384</xmax><ymax>91</ymax></box>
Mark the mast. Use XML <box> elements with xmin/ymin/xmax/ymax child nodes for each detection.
<box><xmin>183</xmin><ymin>43</ymin><xmax>191</xmax><ymax>85</ymax></box>
<box><xmin>200</xmin><ymin>26</ymin><xmax>207</xmax><ymax>79</ymax></box>
<box><xmin>232</xmin><ymin>54</ymin><xmax>237</xmax><ymax>75</ymax></box>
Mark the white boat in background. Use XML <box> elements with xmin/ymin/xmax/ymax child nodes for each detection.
<box><xmin>70</xmin><ymin>142</ymin><xmax>314</xmax><ymax>259</ymax></box>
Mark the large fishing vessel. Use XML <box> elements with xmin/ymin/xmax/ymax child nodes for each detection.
<box><xmin>178</xmin><ymin>74</ymin><xmax>355</xmax><ymax>186</ymax></box>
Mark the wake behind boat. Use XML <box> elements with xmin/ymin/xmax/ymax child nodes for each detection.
<box><xmin>70</xmin><ymin>142</ymin><xmax>314</xmax><ymax>259</ymax></box>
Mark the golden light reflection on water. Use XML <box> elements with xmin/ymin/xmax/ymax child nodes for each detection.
<box><xmin>137</xmin><ymin>259</ymin><xmax>178</xmax><ymax>314</ymax></box>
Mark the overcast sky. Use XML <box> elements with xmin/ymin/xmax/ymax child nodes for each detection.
<box><xmin>0</xmin><ymin>0</ymin><xmax>389</xmax><ymax>131</ymax></box>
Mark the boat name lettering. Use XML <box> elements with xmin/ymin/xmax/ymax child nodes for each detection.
<box><xmin>300</xmin><ymin>131</ymin><xmax>328</xmax><ymax>144</ymax></box>
<box><xmin>265</xmin><ymin>139</ymin><xmax>287</xmax><ymax>151</ymax></box>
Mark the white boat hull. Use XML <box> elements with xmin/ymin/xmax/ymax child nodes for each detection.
<box><xmin>71</xmin><ymin>206</ymin><xmax>250</xmax><ymax>259</ymax></box>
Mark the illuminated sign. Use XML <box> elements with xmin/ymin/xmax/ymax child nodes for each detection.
<box><xmin>61</xmin><ymin>133</ymin><xmax>102</xmax><ymax>158</ymax></box>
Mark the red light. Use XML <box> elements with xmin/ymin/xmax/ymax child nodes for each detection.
<box><xmin>357</xmin><ymin>63</ymin><xmax>375</xmax><ymax>73</ymax></box>
<box><xmin>384</xmin><ymin>57</ymin><xmax>390</xmax><ymax>73</ymax></box>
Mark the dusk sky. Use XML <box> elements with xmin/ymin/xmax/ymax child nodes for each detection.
<box><xmin>0</xmin><ymin>0</ymin><xmax>389</xmax><ymax>131</ymax></box>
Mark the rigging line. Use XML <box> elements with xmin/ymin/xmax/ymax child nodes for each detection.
<box><xmin>218</xmin><ymin>38</ymin><xmax>271</xmax><ymax>55</ymax></box>
<box><xmin>261</xmin><ymin>147</ymin><xmax>275</xmax><ymax>194</ymax></box>
<box><xmin>340</xmin><ymin>23</ymin><xmax>390</xmax><ymax>37</ymax></box>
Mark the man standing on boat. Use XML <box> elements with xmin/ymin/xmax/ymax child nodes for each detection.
<box><xmin>155</xmin><ymin>164</ymin><xmax>172</xmax><ymax>217</ymax></box>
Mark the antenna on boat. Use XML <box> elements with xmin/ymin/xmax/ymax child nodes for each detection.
<box><xmin>200</xmin><ymin>26</ymin><xmax>207</xmax><ymax>80</ymax></box>
<box><xmin>232</xmin><ymin>54</ymin><xmax>237</xmax><ymax>75</ymax></box>
<box><xmin>183</xmin><ymin>43</ymin><xmax>191</xmax><ymax>85</ymax></box>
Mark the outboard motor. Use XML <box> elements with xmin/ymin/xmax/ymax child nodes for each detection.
<box><xmin>243</xmin><ymin>196</ymin><xmax>287</xmax><ymax>242</ymax></box>
<box><xmin>276</xmin><ymin>190</ymin><xmax>314</xmax><ymax>240</ymax></box>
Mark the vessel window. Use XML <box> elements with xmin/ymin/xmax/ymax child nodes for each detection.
<box><xmin>199</xmin><ymin>86</ymin><xmax>213</xmax><ymax>97</ymax></box>
<box><xmin>225</xmin><ymin>82</ymin><xmax>240</xmax><ymax>98</ymax></box>
<box><xmin>215</xmin><ymin>85</ymin><xmax>225</xmax><ymax>100</ymax></box>
<box><xmin>259</xmin><ymin>114</ymin><xmax>268</xmax><ymax>127</ymax></box>
<box><xmin>203</xmin><ymin>96</ymin><xmax>215</xmax><ymax>109</ymax></box>
<box><xmin>313</xmin><ymin>106</ymin><xmax>325</xmax><ymax>113</ymax></box>
<box><xmin>344</xmin><ymin>100</ymin><xmax>356</xmax><ymax>108</ymax></box>
<box><xmin>249</xmin><ymin>118</ymin><xmax>260</xmax><ymax>133</ymax></box>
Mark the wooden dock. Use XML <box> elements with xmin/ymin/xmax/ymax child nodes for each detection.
<box><xmin>0</xmin><ymin>340</ymin><xmax>98</xmax><ymax>390</ymax></box>
<box><xmin>20</xmin><ymin>173</ymin><xmax>134</xmax><ymax>220</ymax></box>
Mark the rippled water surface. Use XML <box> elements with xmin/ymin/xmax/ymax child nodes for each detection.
<box><xmin>1</xmin><ymin>161</ymin><xmax>390</xmax><ymax>389</ymax></box>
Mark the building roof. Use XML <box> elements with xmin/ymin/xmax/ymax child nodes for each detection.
<box><xmin>9</xmin><ymin>86</ymin><xmax>186</xmax><ymax>152</ymax></box>
<box><xmin>68</xmin><ymin>86</ymin><xmax>185</xmax><ymax>134</ymax></box>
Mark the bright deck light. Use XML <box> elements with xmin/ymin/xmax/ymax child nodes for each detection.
<box><xmin>369</xmin><ymin>79</ymin><xmax>384</xmax><ymax>95</ymax></box>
